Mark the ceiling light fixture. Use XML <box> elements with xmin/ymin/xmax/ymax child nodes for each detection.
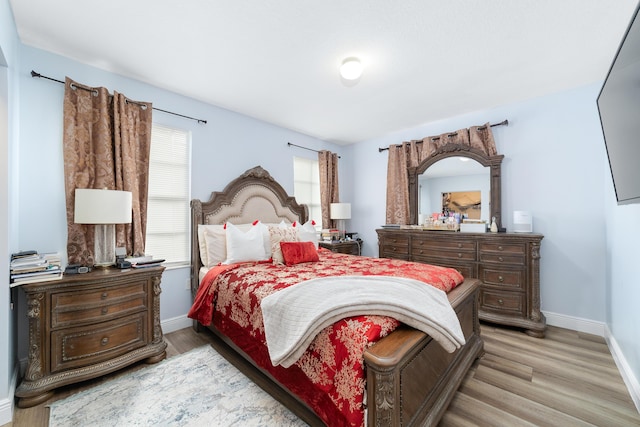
<box><xmin>339</xmin><ymin>57</ymin><xmax>363</xmax><ymax>80</ymax></box>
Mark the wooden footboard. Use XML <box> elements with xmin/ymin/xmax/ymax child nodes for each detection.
<box><xmin>364</xmin><ymin>278</ymin><xmax>483</xmax><ymax>426</ymax></box>
<box><xmin>197</xmin><ymin>278</ymin><xmax>482</xmax><ymax>426</ymax></box>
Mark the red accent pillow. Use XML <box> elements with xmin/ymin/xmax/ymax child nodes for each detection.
<box><xmin>280</xmin><ymin>241</ymin><xmax>319</xmax><ymax>266</ymax></box>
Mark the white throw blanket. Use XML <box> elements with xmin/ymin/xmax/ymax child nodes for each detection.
<box><xmin>261</xmin><ymin>275</ymin><xmax>465</xmax><ymax>368</ymax></box>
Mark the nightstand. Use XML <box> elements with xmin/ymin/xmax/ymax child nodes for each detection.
<box><xmin>319</xmin><ymin>240</ymin><xmax>362</xmax><ymax>255</ymax></box>
<box><xmin>15</xmin><ymin>266</ymin><xmax>167</xmax><ymax>408</ymax></box>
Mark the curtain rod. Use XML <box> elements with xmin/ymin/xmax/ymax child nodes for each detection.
<box><xmin>378</xmin><ymin>119</ymin><xmax>508</xmax><ymax>152</ymax></box>
<box><xmin>288</xmin><ymin>142</ymin><xmax>341</xmax><ymax>158</ymax></box>
<box><xmin>31</xmin><ymin>70</ymin><xmax>208</xmax><ymax>124</ymax></box>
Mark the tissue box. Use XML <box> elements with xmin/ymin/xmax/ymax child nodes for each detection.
<box><xmin>460</xmin><ymin>223</ymin><xmax>487</xmax><ymax>233</ymax></box>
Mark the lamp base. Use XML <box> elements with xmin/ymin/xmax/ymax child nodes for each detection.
<box><xmin>337</xmin><ymin>219</ymin><xmax>346</xmax><ymax>241</ymax></box>
<box><xmin>94</xmin><ymin>224</ymin><xmax>116</xmax><ymax>267</ymax></box>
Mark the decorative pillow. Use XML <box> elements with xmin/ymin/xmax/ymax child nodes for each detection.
<box><xmin>197</xmin><ymin>224</ymin><xmax>213</xmax><ymax>266</ymax></box>
<box><xmin>280</xmin><ymin>241</ymin><xmax>320</xmax><ymax>266</ymax></box>
<box><xmin>295</xmin><ymin>220</ymin><xmax>319</xmax><ymax>249</ymax></box>
<box><xmin>201</xmin><ymin>222</ymin><xmax>271</xmax><ymax>267</ymax></box>
<box><xmin>200</xmin><ymin>224</ymin><xmax>227</xmax><ymax>267</ymax></box>
<box><xmin>223</xmin><ymin>222</ymin><xmax>270</xmax><ymax>264</ymax></box>
<box><xmin>253</xmin><ymin>220</ymin><xmax>272</xmax><ymax>260</ymax></box>
<box><xmin>268</xmin><ymin>225</ymin><xmax>299</xmax><ymax>265</ymax></box>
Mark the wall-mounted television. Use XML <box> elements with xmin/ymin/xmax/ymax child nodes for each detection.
<box><xmin>597</xmin><ymin>1</ymin><xmax>640</xmax><ymax>205</ymax></box>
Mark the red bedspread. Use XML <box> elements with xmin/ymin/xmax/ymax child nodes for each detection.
<box><xmin>188</xmin><ymin>249</ymin><xmax>464</xmax><ymax>426</ymax></box>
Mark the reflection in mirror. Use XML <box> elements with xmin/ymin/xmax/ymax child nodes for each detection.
<box><xmin>418</xmin><ymin>157</ymin><xmax>490</xmax><ymax>224</ymax></box>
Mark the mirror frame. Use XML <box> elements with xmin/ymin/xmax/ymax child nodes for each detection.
<box><xmin>409</xmin><ymin>145</ymin><xmax>504</xmax><ymax>228</ymax></box>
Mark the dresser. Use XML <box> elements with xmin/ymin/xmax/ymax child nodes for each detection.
<box><xmin>377</xmin><ymin>229</ymin><xmax>545</xmax><ymax>337</ymax></box>
<box><xmin>15</xmin><ymin>266</ymin><xmax>167</xmax><ymax>408</ymax></box>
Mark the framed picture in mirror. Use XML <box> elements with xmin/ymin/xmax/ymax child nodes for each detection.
<box><xmin>442</xmin><ymin>191</ymin><xmax>481</xmax><ymax>219</ymax></box>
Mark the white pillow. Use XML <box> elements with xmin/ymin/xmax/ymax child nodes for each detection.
<box><xmin>223</xmin><ymin>222</ymin><xmax>270</xmax><ymax>264</ymax></box>
<box><xmin>254</xmin><ymin>221</ymin><xmax>272</xmax><ymax>260</ymax></box>
<box><xmin>197</xmin><ymin>224</ymin><xmax>212</xmax><ymax>266</ymax></box>
<box><xmin>296</xmin><ymin>220</ymin><xmax>319</xmax><ymax>249</ymax></box>
<box><xmin>201</xmin><ymin>224</ymin><xmax>227</xmax><ymax>267</ymax></box>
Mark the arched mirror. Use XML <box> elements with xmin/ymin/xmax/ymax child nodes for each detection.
<box><xmin>408</xmin><ymin>146</ymin><xmax>504</xmax><ymax>228</ymax></box>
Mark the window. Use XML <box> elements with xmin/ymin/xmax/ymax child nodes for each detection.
<box><xmin>293</xmin><ymin>157</ymin><xmax>321</xmax><ymax>225</ymax></box>
<box><xmin>145</xmin><ymin>124</ymin><xmax>191</xmax><ymax>266</ymax></box>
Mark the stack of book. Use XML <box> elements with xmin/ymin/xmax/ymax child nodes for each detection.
<box><xmin>320</xmin><ymin>229</ymin><xmax>339</xmax><ymax>242</ymax></box>
<box><xmin>10</xmin><ymin>251</ymin><xmax>63</xmax><ymax>286</ymax></box>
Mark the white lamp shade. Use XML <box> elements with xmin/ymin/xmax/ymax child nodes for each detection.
<box><xmin>339</xmin><ymin>57</ymin><xmax>363</xmax><ymax>80</ymax></box>
<box><xmin>74</xmin><ymin>189</ymin><xmax>133</xmax><ymax>224</ymax></box>
<box><xmin>330</xmin><ymin>203</ymin><xmax>351</xmax><ymax>220</ymax></box>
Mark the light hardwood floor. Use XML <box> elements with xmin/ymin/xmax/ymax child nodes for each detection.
<box><xmin>5</xmin><ymin>324</ymin><xmax>640</xmax><ymax>426</ymax></box>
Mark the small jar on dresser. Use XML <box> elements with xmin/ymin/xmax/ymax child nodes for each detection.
<box><xmin>377</xmin><ymin>229</ymin><xmax>546</xmax><ymax>337</ymax></box>
<box><xmin>15</xmin><ymin>266</ymin><xmax>167</xmax><ymax>408</ymax></box>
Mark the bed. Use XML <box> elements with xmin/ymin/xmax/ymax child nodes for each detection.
<box><xmin>189</xmin><ymin>166</ymin><xmax>484</xmax><ymax>426</ymax></box>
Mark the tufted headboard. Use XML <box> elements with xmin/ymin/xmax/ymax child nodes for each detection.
<box><xmin>190</xmin><ymin>166</ymin><xmax>308</xmax><ymax>295</ymax></box>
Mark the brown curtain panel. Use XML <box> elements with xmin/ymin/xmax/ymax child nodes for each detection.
<box><xmin>63</xmin><ymin>78</ymin><xmax>152</xmax><ymax>265</ymax></box>
<box><xmin>385</xmin><ymin>141</ymin><xmax>427</xmax><ymax>225</ymax></box>
<box><xmin>385</xmin><ymin>124</ymin><xmax>497</xmax><ymax>225</ymax></box>
<box><xmin>318</xmin><ymin>150</ymin><xmax>340</xmax><ymax>229</ymax></box>
<box><xmin>113</xmin><ymin>92</ymin><xmax>152</xmax><ymax>256</ymax></box>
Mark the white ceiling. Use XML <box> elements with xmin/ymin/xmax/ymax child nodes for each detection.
<box><xmin>9</xmin><ymin>0</ymin><xmax>640</xmax><ymax>144</ymax></box>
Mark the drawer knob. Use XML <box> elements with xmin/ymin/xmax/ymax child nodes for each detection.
<box><xmin>498</xmin><ymin>299</ymin><xmax>504</xmax><ymax>305</ymax></box>
<box><xmin>457</xmin><ymin>243</ymin><xmax>462</xmax><ymax>248</ymax></box>
<box><xmin>498</xmin><ymin>256</ymin><xmax>504</xmax><ymax>262</ymax></box>
<box><xmin>101</xmin><ymin>337</ymin><xmax>109</xmax><ymax>346</ymax></box>
<box><xmin>498</xmin><ymin>245</ymin><xmax>504</xmax><ymax>251</ymax></box>
<box><xmin>101</xmin><ymin>292</ymin><xmax>108</xmax><ymax>299</ymax></box>
<box><xmin>101</xmin><ymin>307</ymin><xmax>108</xmax><ymax>315</ymax></box>
<box><xmin>457</xmin><ymin>253</ymin><xmax>462</xmax><ymax>258</ymax></box>
<box><xmin>419</xmin><ymin>250</ymin><xmax>424</xmax><ymax>254</ymax></box>
<box><xmin>498</xmin><ymin>276</ymin><xmax>504</xmax><ymax>282</ymax></box>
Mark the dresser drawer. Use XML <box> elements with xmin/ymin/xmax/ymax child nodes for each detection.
<box><xmin>480</xmin><ymin>289</ymin><xmax>525</xmax><ymax>316</ymax></box>
<box><xmin>52</xmin><ymin>282</ymin><xmax>148</xmax><ymax>328</ymax></box>
<box><xmin>480</xmin><ymin>242</ymin><xmax>525</xmax><ymax>255</ymax></box>
<box><xmin>413</xmin><ymin>237</ymin><xmax>476</xmax><ymax>252</ymax></box>
<box><xmin>479</xmin><ymin>252</ymin><xmax>525</xmax><ymax>265</ymax></box>
<box><xmin>379</xmin><ymin>235</ymin><xmax>409</xmax><ymax>259</ymax></box>
<box><xmin>479</xmin><ymin>267</ymin><xmax>525</xmax><ymax>290</ymax></box>
<box><xmin>51</xmin><ymin>312</ymin><xmax>148</xmax><ymax>373</ymax></box>
<box><xmin>412</xmin><ymin>247</ymin><xmax>477</xmax><ymax>262</ymax></box>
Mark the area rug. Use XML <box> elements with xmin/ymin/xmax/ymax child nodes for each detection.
<box><xmin>48</xmin><ymin>345</ymin><xmax>308</xmax><ymax>426</ymax></box>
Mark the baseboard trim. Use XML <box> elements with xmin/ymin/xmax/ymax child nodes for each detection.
<box><xmin>0</xmin><ymin>363</ymin><xmax>18</xmax><ymax>425</ymax></box>
<box><xmin>161</xmin><ymin>315</ymin><xmax>192</xmax><ymax>334</ymax></box>
<box><xmin>542</xmin><ymin>310</ymin><xmax>606</xmax><ymax>337</ymax></box>
<box><xmin>605</xmin><ymin>325</ymin><xmax>640</xmax><ymax>413</ymax></box>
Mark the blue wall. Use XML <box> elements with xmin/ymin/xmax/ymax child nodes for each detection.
<box><xmin>351</xmin><ymin>84</ymin><xmax>608</xmax><ymax>321</ymax></box>
<box><xmin>1</xmin><ymin>0</ymin><xmax>19</xmax><ymax>421</ymax></box>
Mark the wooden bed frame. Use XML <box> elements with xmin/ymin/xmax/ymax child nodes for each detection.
<box><xmin>190</xmin><ymin>166</ymin><xmax>484</xmax><ymax>426</ymax></box>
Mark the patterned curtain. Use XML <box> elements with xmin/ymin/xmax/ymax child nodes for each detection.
<box><xmin>63</xmin><ymin>78</ymin><xmax>152</xmax><ymax>265</ymax></box>
<box><xmin>113</xmin><ymin>92</ymin><xmax>153</xmax><ymax>257</ymax></box>
<box><xmin>385</xmin><ymin>123</ymin><xmax>497</xmax><ymax>225</ymax></box>
<box><xmin>318</xmin><ymin>150</ymin><xmax>340</xmax><ymax>229</ymax></box>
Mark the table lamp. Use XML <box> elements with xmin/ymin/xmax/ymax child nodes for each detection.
<box><xmin>74</xmin><ymin>189</ymin><xmax>132</xmax><ymax>267</ymax></box>
<box><xmin>330</xmin><ymin>202</ymin><xmax>351</xmax><ymax>241</ymax></box>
